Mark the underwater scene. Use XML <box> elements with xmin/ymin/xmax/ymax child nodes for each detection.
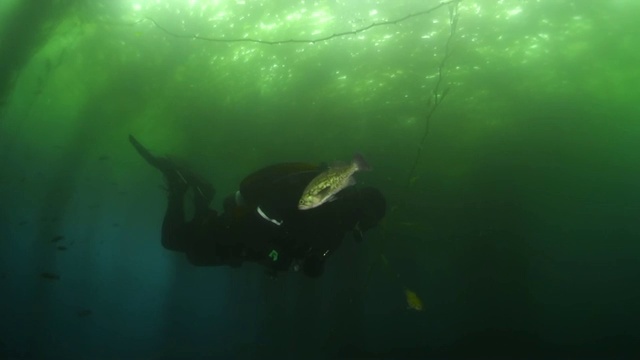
<box><xmin>0</xmin><ymin>0</ymin><xmax>638</xmax><ymax>359</ymax></box>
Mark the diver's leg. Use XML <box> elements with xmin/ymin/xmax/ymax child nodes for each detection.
<box><xmin>161</xmin><ymin>191</ymin><xmax>191</xmax><ymax>251</ymax></box>
<box><xmin>129</xmin><ymin>135</ymin><xmax>193</xmax><ymax>251</ymax></box>
<box><xmin>184</xmin><ymin>214</ymin><xmax>227</xmax><ymax>266</ymax></box>
<box><xmin>129</xmin><ymin>135</ymin><xmax>190</xmax><ymax>192</ymax></box>
<box><xmin>183</xmin><ymin>209</ymin><xmax>248</xmax><ymax>267</ymax></box>
<box><xmin>129</xmin><ymin>135</ymin><xmax>222</xmax><ymax>257</ymax></box>
<box><xmin>129</xmin><ymin>134</ymin><xmax>215</xmax><ymax>218</ymax></box>
<box><xmin>192</xmin><ymin>181</ymin><xmax>215</xmax><ymax>218</ymax></box>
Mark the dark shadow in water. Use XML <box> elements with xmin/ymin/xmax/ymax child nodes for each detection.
<box><xmin>450</xmin><ymin>155</ymin><xmax>540</xmax><ymax>340</ymax></box>
<box><xmin>322</xmin><ymin>238</ymin><xmax>368</xmax><ymax>353</ymax></box>
<box><xmin>23</xmin><ymin>64</ymin><xmax>151</xmax><ymax>355</ymax></box>
<box><xmin>334</xmin><ymin>332</ymin><xmax>640</xmax><ymax>359</ymax></box>
<box><xmin>0</xmin><ymin>1</ymin><xmax>76</xmax><ymax>107</ymax></box>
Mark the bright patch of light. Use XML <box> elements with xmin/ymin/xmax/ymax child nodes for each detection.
<box><xmin>507</xmin><ymin>7</ymin><xmax>522</xmax><ymax>17</ymax></box>
<box><xmin>188</xmin><ymin>0</ymin><xmax>197</xmax><ymax>7</ymax></box>
<box><xmin>260</xmin><ymin>22</ymin><xmax>277</xmax><ymax>31</ymax></box>
<box><xmin>311</xmin><ymin>10</ymin><xmax>334</xmax><ymax>24</ymax></box>
<box><xmin>211</xmin><ymin>11</ymin><xmax>227</xmax><ymax>21</ymax></box>
<box><xmin>369</xmin><ymin>9</ymin><xmax>378</xmax><ymax>16</ymax></box>
<box><xmin>286</xmin><ymin>12</ymin><xmax>302</xmax><ymax>21</ymax></box>
<box><xmin>132</xmin><ymin>3</ymin><xmax>141</xmax><ymax>11</ymax></box>
<box><xmin>421</xmin><ymin>31</ymin><xmax>437</xmax><ymax>39</ymax></box>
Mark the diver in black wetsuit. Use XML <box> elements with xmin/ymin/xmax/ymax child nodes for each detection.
<box><xmin>129</xmin><ymin>135</ymin><xmax>386</xmax><ymax>278</ymax></box>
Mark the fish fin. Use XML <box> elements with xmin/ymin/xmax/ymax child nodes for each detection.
<box><xmin>353</xmin><ymin>153</ymin><xmax>371</xmax><ymax>171</ymax></box>
<box><xmin>347</xmin><ymin>176</ymin><xmax>356</xmax><ymax>186</ymax></box>
<box><xmin>327</xmin><ymin>195</ymin><xmax>338</xmax><ymax>203</ymax></box>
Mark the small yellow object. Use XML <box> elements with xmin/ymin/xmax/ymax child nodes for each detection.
<box><xmin>404</xmin><ymin>289</ymin><xmax>423</xmax><ymax>311</ymax></box>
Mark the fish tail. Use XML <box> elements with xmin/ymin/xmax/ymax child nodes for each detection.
<box><xmin>353</xmin><ymin>153</ymin><xmax>371</xmax><ymax>171</ymax></box>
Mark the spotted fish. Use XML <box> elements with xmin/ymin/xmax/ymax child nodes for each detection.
<box><xmin>298</xmin><ymin>154</ymin><xmax>371</xmax><ymax>210</ymax></box>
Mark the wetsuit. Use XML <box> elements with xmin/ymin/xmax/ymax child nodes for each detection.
<box><xmin>167</xmin><ymin>162</ymin><xmax>367</xmax><ymax>277</ymax></box>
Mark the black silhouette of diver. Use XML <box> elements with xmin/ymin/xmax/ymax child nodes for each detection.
<box><xmin>129</xmin><ymin>135</ymin><xmax>386</xmax><ymax>278</ymax></box>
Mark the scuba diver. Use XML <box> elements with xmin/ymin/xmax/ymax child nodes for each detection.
<box><xmin>128</xmin><ymin>135</ymin><xmax>386</xmax><ymax>278</ymax></box>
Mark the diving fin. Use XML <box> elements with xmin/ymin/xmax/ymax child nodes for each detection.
<box><xmin>129</xmin><ymin>135</ymin><xmax>165</xmax><ymax>170</ymax></box>
<box><xmin>128</xmin><ymin>134</ymin><xmax>189</xmax><ymax>195</ymax></box>
<box><xmin>129</xmin><ymin>134</ymin><xmax>215</xmax><ymax>205</ymax></box>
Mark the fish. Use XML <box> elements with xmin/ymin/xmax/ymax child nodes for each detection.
<box><xmin>404</xmin><ymin>288</ymin><xmax>423</xmax><ymax>311</ymax></box>
<box><xmin>51</xmin><ymin>235</ymin><xmax>64</xmax><ymax>243</ymax></box>
<box><xmin>298</xmin><ymin>153</ymin><xmax>371</xmax><ymax>210</ymax></box>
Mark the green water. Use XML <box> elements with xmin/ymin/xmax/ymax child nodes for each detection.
<box><xmin>0</xmin><ymin>0</ymin><xmax>638</xmax><ymax>358</ymax></box>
